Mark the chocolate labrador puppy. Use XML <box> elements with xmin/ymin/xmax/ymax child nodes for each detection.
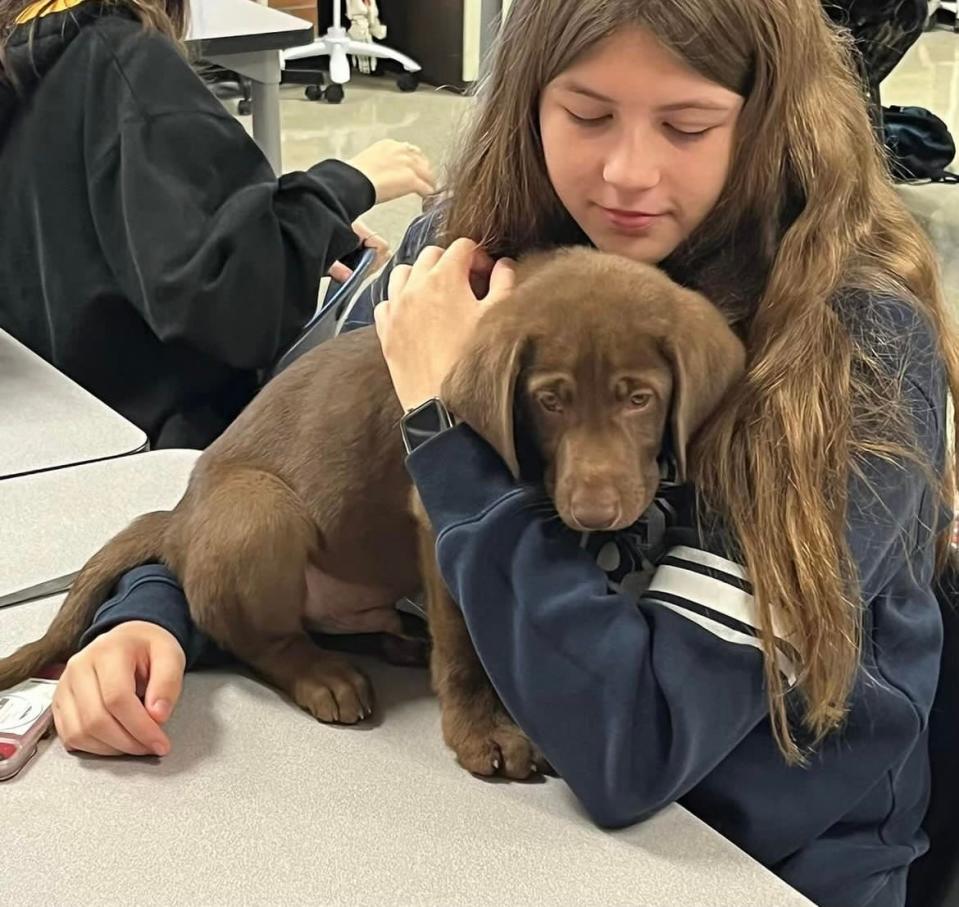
<box><xmin>0</xmin><ymin>248</ymin><xmax>744</xmax><ymax>779</ymax></box>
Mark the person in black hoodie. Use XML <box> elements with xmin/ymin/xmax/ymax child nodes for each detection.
<box><xmin>0</xmin><ymin>0</ymin><xmax>434</xmax><ymax>448</ymax></box>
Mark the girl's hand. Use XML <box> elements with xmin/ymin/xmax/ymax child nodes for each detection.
<box><xmin>328</xmin><ymin>219</ymin><xmax>392</xmax><ymax>283</ymax></box>
<box><xmin>52</xmin><ymin>621</ymin><xmax>186</xmax><ymax>757</ymax></box>
<box><xmin>373</xmin><ymin>239</ymin><xmax>516</xmax><ymax>412</ymax></box>
<box><xmin>352</xmin><ymin>218</ymin><xmax>391</xmax><ymax>272</ymax></box>
<box><xmin>347</xmin><ymin>139</ymin><xmax>436</xmax><ymax>204</ymax></box>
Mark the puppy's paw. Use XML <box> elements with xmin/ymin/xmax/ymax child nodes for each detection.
<box><xmin>291</xmin><ymin>659</ymin><xmax>374</xmax><ymax>724</ymax></box>
<box><xmin>450</xmin><ymin>719</ymin><xmax>550</xmax><ymax>780</ymax></box>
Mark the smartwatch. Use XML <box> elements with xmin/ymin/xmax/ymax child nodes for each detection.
<box><xmin>400</xmin><ymin>398</ymin><xmax>455</xmax><ymax>455</ymax></box>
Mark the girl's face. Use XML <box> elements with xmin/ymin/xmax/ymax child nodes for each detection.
<box><xmin>539</xmin><ymin>27</ymin><xmax>744</xmax><ymax>264</ymax></box>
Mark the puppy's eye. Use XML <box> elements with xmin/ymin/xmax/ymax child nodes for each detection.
<box><xmin>537</xmin><ymin>391</ymin><xmax>564</xmax><ymax>413</ymax></box>
<box><xmin>628</xmin><ymin>391</ymin><xmax>653</xmax><ymax>410</ymax></box>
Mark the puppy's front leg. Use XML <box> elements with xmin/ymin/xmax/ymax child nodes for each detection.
<box><xmin>414</xmin><ymin>503</ymin><xmax>547</xmax><ymax>780</ymax></box>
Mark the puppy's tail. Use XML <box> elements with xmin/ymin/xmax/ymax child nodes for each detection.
<box><xmin>0</xmin><ymin>511</ymin><xmax>174</xmax><ymax>690</ymax></box>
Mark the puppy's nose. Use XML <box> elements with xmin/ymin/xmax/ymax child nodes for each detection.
<box><xmin>569</xmin><ymin>491</ymin><xmax>621</xmax><ymax>531</ymax></box>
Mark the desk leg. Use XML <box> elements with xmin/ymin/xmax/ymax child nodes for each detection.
<box><xmin>208</xmin><ymin>50</ymin><xmax>283</xmax><ymax>175</ymax></box>
<box><xmin>251</xmin><ymin>77</ymin><xmax>282</xmax><ymax>174</ymax></box>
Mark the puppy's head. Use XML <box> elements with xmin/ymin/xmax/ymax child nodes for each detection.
<box><xmin>442</xmin><ymin>248</ymin><xmax>745</xmax><ymax>532</ymax></box>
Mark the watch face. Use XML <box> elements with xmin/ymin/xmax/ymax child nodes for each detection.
<box><xmin>408</xmin><ymin>403</ymin><xmax>445</xmax><ymax>435</ymax></box>
<box><xmin>402</xmin><ymin>400</ymin><xmax>452</xmax><ymax>453</ymax></box>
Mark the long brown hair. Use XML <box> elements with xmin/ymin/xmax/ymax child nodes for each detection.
<box><xmin>0</xmin><ymin>0</ymin><xmax>187</xmax><ymax>82</ymax></box>
<box><xmin>442</xmin><ymin>0</ymin><xmax>959</xmax><ymax>760</ymax></box>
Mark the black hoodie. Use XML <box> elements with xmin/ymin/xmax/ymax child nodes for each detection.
<box><xmin>0</xmin><ymin>1</ymin><xmax>375</xmax><ymax>448</ymax></box>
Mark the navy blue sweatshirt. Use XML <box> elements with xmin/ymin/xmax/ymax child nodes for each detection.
<box><xmin>80</xmin><ymin>214</ymin><xmax>950</xmax><ymax>907</ymax></box>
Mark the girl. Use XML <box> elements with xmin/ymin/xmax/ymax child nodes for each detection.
<box><xmin>0</xmin><ymin>0</ymin><xmax>434</xmax><ymax>448</ymax></box>
<box><xmin>34</xmin><ymin>1</ymin><xmax>959</xmax><ymax>904</ymax></box>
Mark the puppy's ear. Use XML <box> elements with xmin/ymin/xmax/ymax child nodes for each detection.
<box><xmin>662</xmin><ymin>291</ymin><xmax>746</xmax><ymax>481</ymax></box>
<box><xmin>441</xmin><ymin>312</ymin><xmax>527</xmax><ymax>478</ymax></box>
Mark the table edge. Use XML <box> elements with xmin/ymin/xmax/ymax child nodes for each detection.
<box><xmin>187</xmin><ymin>23</ymin><xmax>315</xmax><ymax>57</ymax></box>
<box><xmin>0</xmin><ymin>441</ymin><xmax>149</xmax><ymax>483</ymax></box>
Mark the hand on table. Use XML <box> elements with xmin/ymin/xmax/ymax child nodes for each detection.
<box><xmin>52</xmin><ymin>621</ymin><xmax>185</xmax><ymax>757</ymax></box>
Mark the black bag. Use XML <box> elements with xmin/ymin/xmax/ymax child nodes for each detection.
<box><xmin>883</xmin><ymin>105</ymin><xmax>959</xmax><ymax>183</ymax></box>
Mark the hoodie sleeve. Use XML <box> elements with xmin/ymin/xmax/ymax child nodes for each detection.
<box><xmin>79</xmin><ymin>565</ymin><xmax>217</xmax><ymax>670</ymax></box>
<box><xmin>87</xmin><ymin>108</ymin><xmax>375</xmax><ymax>370</ymax></box>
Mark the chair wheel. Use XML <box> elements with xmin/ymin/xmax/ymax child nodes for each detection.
<box><xmin>237</xmin><ymin>99</ymin><xmax>252</xmax><ymax>116</ymax></box>
<box><xmin>304</xmin><ymin>83</ymin><xmax>324</xmax><ymax>102</ymax></box>
<box><xmin>397</xmin><ymin>73</ymin><xmax>419</xmax><ymax>93</ymax></box>
<box><xmin>325</xmin><ymin>84</ymin><xmax>345</xmax><ymax>104</ymax></box>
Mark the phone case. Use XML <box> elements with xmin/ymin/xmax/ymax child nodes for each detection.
<box><xmin>0</xmin><ymin>665</ymin><xmax>63</xmax><ymax>781</ymax></box>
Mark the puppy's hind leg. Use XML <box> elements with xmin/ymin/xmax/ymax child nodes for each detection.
<box><xmin>179</xmin><ymin>467</ymin><xmax>374</xmax><ymax>724</ymax></box>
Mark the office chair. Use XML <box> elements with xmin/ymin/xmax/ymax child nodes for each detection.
<box><xmin>281</xmin><ymin>0</ymin><xmax>421</xmax><ymax>104</ymax></box>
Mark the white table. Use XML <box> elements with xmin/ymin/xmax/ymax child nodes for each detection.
<box><xmin>0</xmin><ymin>450</ymin><xmax>200</xmax><ymax>608</ymax></box>
<box><xmin>0</xmin><ymin>450</ymin><xmax>812</xmax><ymax>906</ymax></box>
<box><xmin>188</xmin><ymin>0</ymin><xmax>314</xmax><ymax>174</ymax></box>
<box><xmin>0</xmin><ymin>330</ymin><xmax>147</xmax><ymax>482</ymax></box>
<box><xmin>1</xmin><ymin>608</ymin><xmax>811</xmax><ymax>907</ymax></box>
